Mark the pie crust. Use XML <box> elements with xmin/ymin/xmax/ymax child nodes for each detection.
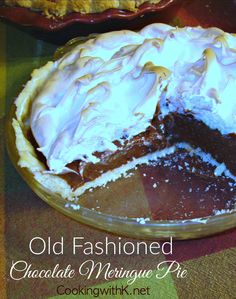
<box><xmin>5</xmin><ymin>0</ymin><xmax>162</xmax><ymax>17</ymax></box>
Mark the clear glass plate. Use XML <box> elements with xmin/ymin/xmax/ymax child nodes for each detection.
<box><xmin>5</xmin><ymin>36</ymin><xmax>236</xmax><ymax>240</ymax></box>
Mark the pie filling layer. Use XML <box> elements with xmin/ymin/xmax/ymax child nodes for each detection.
<box><xmin>29</xmin><ymin>114</ymin><xmax>235</xmax><ymax>190</ymax></box>
<box><xmin>13</xmin><ymin>24</ymin><xmax>236</xmax><ymax>198</ymax></box>
<box><xmin>22</xmin><ymin>113</ymin><xmax>236</xmax><ymax>198</ymax></box>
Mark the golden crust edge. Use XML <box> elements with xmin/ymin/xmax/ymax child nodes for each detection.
<box><xmin>13</xmin><ymin>61</ymin><xmax>77</xmax><ymax>200</ymax></box>
<box><xmin>5</xmin><ymin>0</ymin><xmax>162</xmax><ymax>17</ymax></box>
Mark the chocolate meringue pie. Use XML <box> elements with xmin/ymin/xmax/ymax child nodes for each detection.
<box><xmin>13</xmin><ymin>24</ymin><xmax>236</xmax><ymax>199</ymax></box>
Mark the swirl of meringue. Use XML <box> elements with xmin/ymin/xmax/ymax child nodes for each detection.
<box><xmin>30</xmin><ymin>24</ymin><xmax>236</xmax><ymax>174</ymax></box>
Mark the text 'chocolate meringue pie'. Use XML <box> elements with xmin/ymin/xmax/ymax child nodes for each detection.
<box><xmin>4</xmin><ymin>0</ymin><xmax>162</xmax><ymax>17</ymax></box>
<box><xmin>13</xmin><ymin>23</ymin><xmax>236</xmax><ymax>200</ymax></box>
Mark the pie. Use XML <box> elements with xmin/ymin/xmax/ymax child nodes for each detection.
<box><xmin>13</xmin><ymin>23</ymin><xmax>236</xmax><ymax>199</ymax></box>
<box><xmin>4</xmin><ymin>0</ymin><xmax>162</xmax><ymax>17</ymax></box>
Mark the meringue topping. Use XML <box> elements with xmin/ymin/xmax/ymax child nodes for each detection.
<box><xmin>29</xmin><ymin>24</ymin><xmax>236</xmax><ymax>174</ymax></box>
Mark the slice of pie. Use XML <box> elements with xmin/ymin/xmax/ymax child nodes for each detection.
<box><xmin>4</xmin><ymin>0</ymin><xmax>162</xmax><ymax>17</ymax></box>
<box><xmin>13</xmin><ymin>23</ymin><xmax>236</xmax><ymax>199</ymax></box>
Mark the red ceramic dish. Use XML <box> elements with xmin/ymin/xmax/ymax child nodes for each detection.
<box><xmin>0</xmin><ymin>0</ymin><xmax>178</xmax><ymax>31</ymax></box>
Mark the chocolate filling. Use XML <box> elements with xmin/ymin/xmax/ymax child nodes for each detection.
<box><xmin>63</xmin><ymin>114</ymin><xmax>236</xmax><ymax>190</ymax></box>
<box><xmin>60</xmin><ymin>111</ymin><xmax>169</xmax><ymax>190</ymax></box>
<box><xmin>164</xmin><ymin>114</ymin><xmax>236</xmax><ymax>175</ymax></box>
<box><xmin>30</xmin><ymin>112</ymin><xmax>236</xmax><ymax>190</ymax></box>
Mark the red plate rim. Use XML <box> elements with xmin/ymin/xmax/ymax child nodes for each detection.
<box><xmin>0</xmin><ymin>0</ymin><xmax>178</xmax><ymax>31</ymax></box>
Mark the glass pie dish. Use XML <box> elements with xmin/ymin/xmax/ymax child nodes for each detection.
<box><xmin>0</xmin><ymin>0</ymin><xmax>178</xmax><ymax>31</ymax></box>
<box><xmin>6</xmin><ymin>35</ymin><xmax>236</xmax><ymax>240</ymax></box>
